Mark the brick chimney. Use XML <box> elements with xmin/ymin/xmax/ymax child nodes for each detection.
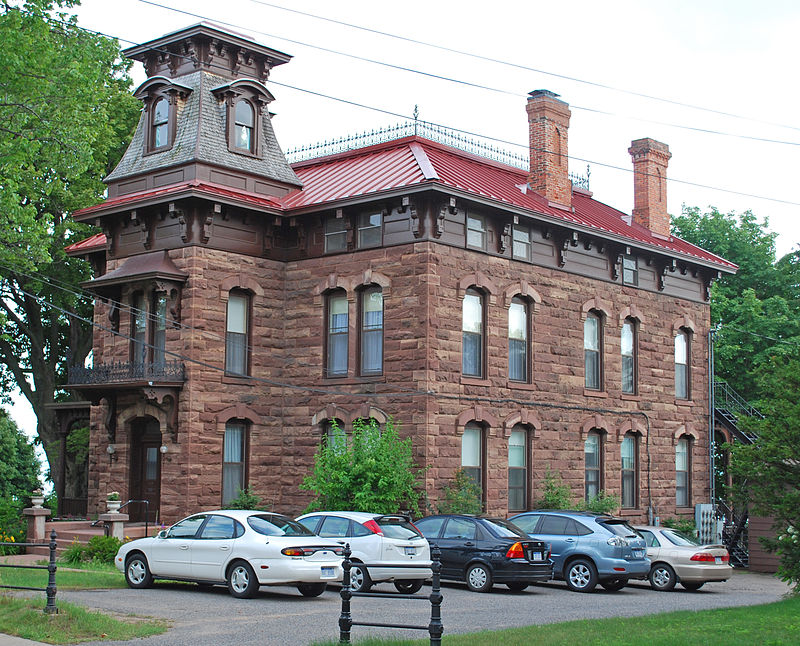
<box><xmin>526</xmin><ymin>90</ymin><xmax>571</xmax><ymax>208</ymax></box>
<box><xmin>628</xmin><ymin>138</ymin><xmax>672</xmax><ymax>239</ymax></box>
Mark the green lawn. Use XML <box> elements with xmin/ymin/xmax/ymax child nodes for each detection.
<box><xmin>0</xmin><ymin>562</ymin><xmax>126</xmax><ymax>590</ymax></box>
<box><xmin>313</xmin><ymin>595</ymin><xmax>800</xmax><ymax>645</ymax></box>
<box><xmin>0</xmin><ymin>596</ymin><xmax>168</xmax><ymax>644</ymax></box>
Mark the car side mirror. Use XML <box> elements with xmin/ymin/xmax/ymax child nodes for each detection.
<box><xmin>157</xmin><ymin>530</ymin><xmax>168</xmax><ymax>539</ymax></box>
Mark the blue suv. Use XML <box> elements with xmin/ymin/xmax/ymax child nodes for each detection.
<box><xmin>509</xmin><ymin>510</ymin><xmax>649</xmax><ymax>592</ymax></box>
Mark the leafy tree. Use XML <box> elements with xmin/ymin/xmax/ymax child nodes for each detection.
<box><xmin>301</xmin><ymin>418</ymin><xmax>425</xmax><ymax>515</ymax></box>
<box><xmin>436</xmin><ymin>468</ymin><xmax>482</xmax><ymax>515</ymax></box>
<box><xmin>729</xmin><ymin>355</ymin><xmax>800</xmax><ymax>592</ymax></box>
<box><xmin>533</xmin><ymin>466</ymin><xmax>572</xmax><ymax>509</ymax></box>
<box><xmin>0</xmin><ymin>408</ymin><xmax>40</xmax><ymax>500</ymax></box>
<box><xmin>0</xmin><ymin>1</ymin><xmax>140</xmax><ymax>494</ymax></box>
<box><xmin>225</xmin><ymin>486</ymin><xmax>268</xmax><ymax>511</ymax></box>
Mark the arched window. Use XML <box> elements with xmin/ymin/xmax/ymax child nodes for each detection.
<box><xmin>326</xmin><ymin>290</ymin><xmax>348</xmax><ymax>377</ymax></box>
<box><xmin>152</xmin><ymin>98</ymin><xmax>169</xmax><ymax>149</ymax></box>
<box><xmin>223</xmin><ymin>420</ymin><xmax>248</xmax><ymax>506</ymax></box>
<box><xmin>675</xmin><ymin>330</ymin><xmax>691</xmax><ymax>399</ymax></box>
<box><xmin>225</xmin><ymin>290</ymin><xmax>249</xmax><ymax>376</ymax></box>
<box><xmin>621</xmin><ymin>318</ymin><xmax>637</xmax><ymax>394</ymax></box>
<box><xmin>462</xmin><ymin>422</ymin><xmax>484</xmax><ymax>495</ymax></box>
<box><xmin>621</xmin><ymin>433</ymin><xmax>638</xmax><ymax>508</ymax></box>
<box><xmin>462</xmin><ymin>288</ymin><xmax>484</xmax><ymax>377</ymax></box>
<box><xmin>323</xmin><ymin>418</ymin><xmax>346</xmax><ymax>452</ymax></box>
<box><xmin>360</xmin><ymin>286</ymin><xmax>383</xmax><ymax>376</ymax></box>
<box><xmin>508</xmin><ymin>297</ymin><xmax>529</xmax><ymax>382</ymax></box>
<box><xmin>234</xmin><ymin>100</ymin><xmax>255</xmax><ymax>152</ymax></box>
<box><xmin>676</xmin><ymin>436</ymin><xmax>691</xmax><ymax>507</ymax></box>
<box><xmin>584</xmin><ymin>311</ymin><xmax>602</xmax><ymax>390</ymax></box>
<box><xmin>508</xmin><ymin>426</ymin><xmax>528</xmax><ymax>511</ymax></box>
<box><xmin>584</xmin><ymin>431</ymin><xmax>603</xmax><ymax>501</ymax></box>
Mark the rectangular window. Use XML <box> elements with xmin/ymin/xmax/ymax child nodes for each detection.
<box><xmin>131</xmin><ymin>292</ymin><xmax>147</xmax><ymax>365</ymax></box>
<box><xmin>327</xmin><ymin>291</ymin><xmax>348</xmax><ymax>377</ymax></box>
<box><xmin>508</xmin><ymin>298</ymin><xmax>528</xmax><ymax>382</ymax></box>
<box><xmin>325</xmin><ymin>216</ymin><xmax>347</xmax><ymax>253</ymax></box>
<box><xmin>222</xmin><ymin>422</ymin><xmax>246</xmax><ymax>506</ymax></box>
<box><xmin>462</xmin><ymin>424</ymin><xmax>483</xmax><ymax>495</ymax></box>
<box><xmin>621</xmin><ymin>434</ymin><xmax>637</xmax><ymax>508</ymax></box>
<box><xmin>225</xmin><ymin>292</ymin><xmax>248</xmax><ymax>375</ymax></box>
<box><xmin>585</xmin><ymin>433</ymin><xmax>601</xmax><ymax>501</ymax></box>
<box><xmin>360</xmin><ymin>287</ymin><xmax>383</xmax><ymax>375</ymax></box>
<box><xmin>462</xmin><ymin>289</ymin><xmax>483</xmax><ymax>377</ymax></box>
<box><xmin>466</xmin><ymin>214</ymin><xmax>486</xmax><ymax>250</ymax></box>
<box><xmin>508</xmin><ymin>428</ymin><xmax>527</xmax><ymax>511</ymax></box>
<box><xmin>621</xmin><ymin>319</ymin><xmax>636</xmax><ymax>394</ymax></box>
<box><xmin>153</xmin><ymin>294</ymin><xmax>167</xmax><ymax>366</ymax></box>
<box><xmin>357</xmin><ymin>212</ymin><xmax>382</xmax><ymax>248</ymax></box>
<box><xmin>675</xmin><ymin>331</ymin><xmax>690</xmax><ymax>399</ymax></box>
<box><xmin>584</xmin><ymin>314</ymin><xmax>601</xmax><ymax>390</ymax></box>
<box><xmin>512</xmin><ymin>225</ymin><xmax>531</xmax><ymax>260</ymax></box>
<box><xmin>622</xmin><ymin>255</ymin><xmax>638</xmax><ymax>285</ymax></box>
<box><xmin>676</xmin><ymin>438</ymin><xmax>690</xmax><ymax>506</ymax></box>
<box><xmin>325</xmin><ymin>420</ymin><xmax>346</xmax><ymax>452</ymax></box>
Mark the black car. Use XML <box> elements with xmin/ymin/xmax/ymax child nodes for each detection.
<box><xmin>415</xmin><ymin>514</ymin><xmax>553</xmax><ymax>592</ymax></box>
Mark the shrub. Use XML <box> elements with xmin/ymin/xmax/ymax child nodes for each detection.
<box><xmin>577</xmin><ymin>491</ymin><xmax>620</xmax><ymax>515</ymax></box>
<box><xmin>84</xmin><ymin>536</ymin><xmax>123</xmax><ymax>564</ymax></box>
<box><xmin>0</xmin><ymin>497</ymin><xmax>25</xmax><ymax>555</ymax></box>
<box><xmin>61</xmin><ymin>539</ymin><xmax>86</xmax><ymax>565</ymax></box>
<box><xmin>534</xmin><ymin>467</ymin><xmax>571</xmax><ymax>509</ymax></box>
<box><xmin>436</xmin><ymin>468</ymin><xmax>482</xmax><ymax>515</ymax></box>
<box><xmin>225</xmin><ymin>486</ymin><xmax>266</xmax><ymax>511</ymax></box>
<box><xmin>661</xmin><ymin>517</ymin><xmax>698</xmax><ymax>537</ymax></box>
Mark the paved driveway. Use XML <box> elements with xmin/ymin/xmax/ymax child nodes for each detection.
<box><xmin>55</xmin><ymin>571</ymin><xmax>790</xmax><ymax>646</ymax></box>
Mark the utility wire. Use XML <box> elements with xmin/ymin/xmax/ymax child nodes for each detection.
<box><xmin>246</xmin><ymin>0</ymin><xmax>800</xmax><ymax>135</ymax></box>
<box><xmin>130</xmin><ymin>0</ymin><xmax>800</xmax><ymax>148</ymax></box>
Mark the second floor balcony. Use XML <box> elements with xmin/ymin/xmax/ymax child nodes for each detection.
<box><xmin>67</xmin><ymin>360</ymin><xmax>186</xmax><ymax>389</ymax></box>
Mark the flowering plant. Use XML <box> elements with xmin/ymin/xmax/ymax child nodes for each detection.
<box><xmin>107</xmin><ymin>491</ymin><xmax>120</xmax><ymax>501</ymax></box>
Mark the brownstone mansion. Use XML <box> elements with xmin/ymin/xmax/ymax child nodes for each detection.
<box><xmin>64</xmin><ymin>23</ymin><xmax>736</xmax><ymax>525</ymax></box>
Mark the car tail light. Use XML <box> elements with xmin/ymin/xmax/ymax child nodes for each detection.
<box><xmin>506</xmin><ymin>542</ymin><xmax>525</xmax><ymax>559</ymax></box>
<box><xmin>690</xmin><ymin>552</ymin><xmax>717</xmax><ymax>562</ymax></box>
<box><xmin>281</xmin><ymin>547</ymin><xmax>315</xmax><ymax>556</ymax></box>
<box><xmin>363</xmin><ymin>520</ymin><xmax>384</xmax><ymax>536</ymax></box>
<box><xmin>607</xmin><ymin>536</ymin><xmax>629</xmax><ymax>547</ymax></box>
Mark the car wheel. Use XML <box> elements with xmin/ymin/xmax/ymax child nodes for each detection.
<box><xmin>600</xmin><ymin>578</ymin><xmax>626</xmax><ymax>591</ymax></box>
<box><xmin>649</xmin><ymin>563</ymin><xmax>677</xmax><ymax>592</ymax></box>
<box><xmin>565</xmin><ymin>558</ymin><xmax>598</xmax><ymax>593</ymax></box>
<box><xmin>394</xmin><ymin>579</ymin><xmax>424</xmax><ymax>594</ymax></box>
<box><xmin>465</xmin><ymin>563</ymin><xmax>493</xmax><ymax>593</ymax></box>
<box><xmin>125</xmin><ymin>553</ymin><xmax>153</xmax><ymax>589</ymax></box>
<box><xmin>506</xmin><ymin>581</ymin><xmax>529</xmax><ymax>592</ymax></box>
<box><xmin>297</xmin><ymin>583</ymin><xmax>327</xmax><ymax>597</ymax></box>
<box><xmin>227</xmin><ymin>561</ymin><xmax>259</xmax><ymax>599</ymax></box>
<box><xmin>681</xmin><ymin>581</ymin><xmax>705</xmax><ymax>591</ymax></box>
<box><xmin>348</xmin><ymin>563</ymin><xmax>372</xmax><ymax>593</ymax></box>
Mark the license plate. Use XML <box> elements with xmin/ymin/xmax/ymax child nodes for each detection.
<box><xmin>528</xmin><ymin>551</ymin><xmax>543</xmax><ymax>561</ymax></box>
<box><xmin>321</xmin><ymin>567</ymin><xmax>335</xmax><ymax>578</ymax></box>
<box><xmin>404</xmin><ymin>547</ymin><xmax>416</xmax><ymax>556</ymax></box>
<box><xmin>715</xmin><ymin>557</ymin><xmax>722</xmax><ymax>564</ymax></box>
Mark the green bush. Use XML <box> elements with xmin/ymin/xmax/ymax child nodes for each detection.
<box><xmin>61</xmin><ymin>539</ymin><xmax>86</xmax><ymax>565</ymax></box>
<box><xmin>436</xmin><ymin>468</ymin><xmax>482</xmax><ymax>515</ymax></box>
<box><xmin>84</xmin><ymin>536</ymin><xmax>123</xmax><ymax>564</ymax></box>
<box><xmin>0</xmin><ymin>497</ymin><xmax>25</xmax><ymax>555</ymax></box>
<box><xmin>534</xmin><ymin>467</ymin><xmax>572</xmax><ymax>509</ymax></box>
<box><xmin>577</xmin><ymin>491</ymin><xmax>620</xmax><ymax>515</ymax></box>
<box><xmin>225</xmin><ymin>486</ymin><xmax>266</xmax><ymax>510</ymax></box>
<box><xmin>661</xmin><ymin>517</ymin><xmax>697</xmax><ymax>537</ymax></box>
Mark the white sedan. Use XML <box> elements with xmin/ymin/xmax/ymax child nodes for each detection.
<box><xmin>115</xmin><ymin>510</ymin><xmax>344</xmax><ymax>598</ymax></box>
<box><xmin>635</xmin><ymin>525</ymin><xmax>733</xmax><ymax>591</ymax></box>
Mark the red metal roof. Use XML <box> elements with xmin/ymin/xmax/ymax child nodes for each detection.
<box><xmin>65</xmin><ymin>232</ymin><xmax>106</xmax><ymax>254</ymax></box>
<box><xmin>67</xmin><ymin>136</ymin><xmax>735</xmax><ymax>271</ymax></box>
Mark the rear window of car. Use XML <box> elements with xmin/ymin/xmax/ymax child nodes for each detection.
<box><xmin>662</xmin><ymin>529</ymin><xmax>701</xmax><ymax>546</ymax></box>
<box><xmin>376</xmin><ymin>517</ymin><xmax>422</xmax><ymax>539</ymax></box>
<box><xmin>482</xmin><ymin>518</ymin><xmax>527</xmax><ymax>538</ymax></box>
<box><xmin>601</xmin><ymin>520</ymin><xmax>639</xmax><ymax>537</ymax></box>
<box><xmin>248</xmin><ymin>514</ymin><xmax>314</xmax><ymax>537</ymax></box>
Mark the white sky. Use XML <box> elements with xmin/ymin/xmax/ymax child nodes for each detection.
<box><xmin>6</xmin><ymin>0</ymin><xmax>800</xmax><ymax>438</ymax></box>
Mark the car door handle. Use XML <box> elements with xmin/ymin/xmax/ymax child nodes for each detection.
<box><xmin>179</xmin><ymin>544</ymin><xmax>189</xmax><ymax>550</ymax></box>
<box><xmin>464</xmin><ymin>542</ymin><xmax>475</xmax><ymax>547</ymax></box>
<box><xmin>219</xmin><ymin>545</ymin><xmax>230</xmax><ymax>551</ymax></box>
<box><xmin>564</xmin><ymin>538</ymin><xmax>575</xmax><ymax>543</ymax></box>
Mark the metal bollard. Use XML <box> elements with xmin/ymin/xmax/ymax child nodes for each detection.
<box><xmin>428</xmin><ymin>544</ymin><xmax>443</xmax><ymax>645</ymax></box>
<box><xmin>44</xmin><ymin>529</ymin><xmax>58</xmax><ymax>615</ymax></box>
<box><xmin>338</xmin><ymin>543</ymin><xmax>352</xmax><ymax>644</ymax></box>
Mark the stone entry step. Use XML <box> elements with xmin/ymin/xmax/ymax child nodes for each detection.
<box><xmin>26</xmin><ymin>521</ymin><xmax>153</xmax><ymax>557</ymax></box>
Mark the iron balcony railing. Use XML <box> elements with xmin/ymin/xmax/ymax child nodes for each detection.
<box><xmin>68</xmin><ymin>360</ymin><xmax>185</xmax><ymax>386</ymax></box>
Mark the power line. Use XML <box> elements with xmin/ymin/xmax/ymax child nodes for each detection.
<box><xmin>245</xmin><ymin>0</ymin><xmax>800</xmax><ymax>135</ymax></box>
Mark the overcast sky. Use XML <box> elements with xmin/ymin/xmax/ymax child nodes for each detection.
<box><xmin>8</xmin><ymin>0</ymin><xmax>799</xmax><ymax>439</ymax></box>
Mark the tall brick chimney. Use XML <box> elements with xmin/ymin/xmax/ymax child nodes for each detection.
<box><xmin>526</xmin><ymin>90</ymin><xmax>571</xmax><ymax>208</ymax></box>
<box><xmin>628</xmin><ymin>138</ymin><xmax>672</xmax><ymax>239</ymax></box>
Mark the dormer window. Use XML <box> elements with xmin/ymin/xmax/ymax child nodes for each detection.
<box><xmin>152</xmin><ymin>98</ymin><xmax>169</xmax><ymax>149</ymax></box>
<box><xmin>234</xmin><ymin>100</ymin><xmax>255</xmax><ymax>152</ymax></box>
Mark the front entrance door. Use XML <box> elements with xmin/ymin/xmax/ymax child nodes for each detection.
<box><xmin>130</xmin><ymin>418</ymin><xmax>161</xmax><ymax>523</ymax></box>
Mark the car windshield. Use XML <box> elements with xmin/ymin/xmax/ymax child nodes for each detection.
<box><xmin>661</xmin><ymin>528</ymin><xmax>701</xmax><ymax>546</ymax></box>
<box><xmin>482</xmin><ymin>518</ymin><xmax>527</xmax><ymax>538</ymax></box>
<box><xmin>602</xmin><ymin>520</ymin><xmax>639</xmax><ymax>537</ymax></box>
<box><xmin>376</xmin><ymin>516</ymin><xmax>422</xmax><ymax>539</ymax></box>
<box><xmin>248</xmin><ymin>514</ymin><xmax>314</xmax><ymax>537</ymax></box>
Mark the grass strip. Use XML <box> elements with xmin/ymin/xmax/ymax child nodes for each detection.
<box><xmin>312</xmin><ymin>595</ymin><xmax>800</xmax><ymax>645</ymax></box>
<box><xmin>0</xmin><ymin>595</ymin><xmax>168</xmax><ymax>644</ymax></box>
<box><xmin>0</xmin><ymin>565</ymin><xmax>126</xmax><ymax>590</ymax></box>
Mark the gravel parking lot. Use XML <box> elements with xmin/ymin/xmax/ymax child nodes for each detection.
<box><xmin>53</xmin><ymin>570</ymin><xmax>791</xmax><ymax>646</ymax></box>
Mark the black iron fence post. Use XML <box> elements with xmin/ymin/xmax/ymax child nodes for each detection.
<box><xmin>338</xmin><ymin>543</ymin><xmax>352</xmax><ymax>644</ymax></box>
<box><xmin>45</xmin><ymin>529</ymin><xmax>58</xmax><ymax>614</ymax></box>
<box><xmin>428</xmin><ymin>544</ymin><xmax>443</xmax><ymax>645</ymax></box>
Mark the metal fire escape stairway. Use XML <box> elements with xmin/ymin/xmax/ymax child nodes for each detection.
<box><xmin>713</xmin><ymin>381</ymin><xmax>763</xmax><ymax>567</ymax></box>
